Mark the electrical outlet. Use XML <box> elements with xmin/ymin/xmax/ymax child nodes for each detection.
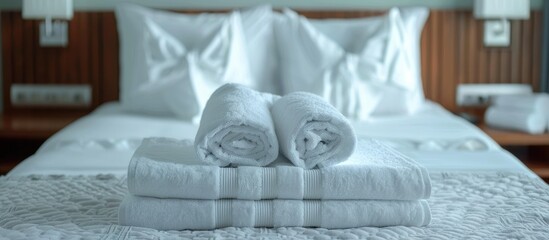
<box><xmin>456</xmin><ymin>84</ymin><xmax>532</xmax><ymax>106</ymax></box>
<box><xmin>11</xmin><ymin>84</ymin><xmax>91</xmax><ymax>107</ymax></box>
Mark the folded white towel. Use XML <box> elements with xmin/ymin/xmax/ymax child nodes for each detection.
<box><xmin>271</xmin><ymin>92</ymin><xmax>357</xmax><ymax>169</ymax></box>
<box><xmin>492</xmin><ymin>93</ymin><xmax>549</xmax><ymax>112</ymax></box>
<box><xmin>128</xmin><ymin>137</ymin><xmax>431</xmax><ymax>200</ymax></box>
<box><xmin>119</xmin><ymin>195</ymin><xmax>431</xmax><ymax>230</ymax></box>
<box><xmin>485</xmin><ymin>107</ymin><xmax>547</xmax><ymax>134</ymax></box>
<box><xmin>195</xmin><ymin>83</ymin><xmax>279</xmax><ymax>167</ymax></box>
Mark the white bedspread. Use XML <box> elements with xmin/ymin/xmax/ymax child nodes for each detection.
<box><xmin>3</xmin><ymin>101</ymin><xmax>548</xmax><ymax>238</ymax></box>
<box><xmin>1</xmin><ymin>172</ymin><xmax>548</xmax><ymax>239</ymax></box>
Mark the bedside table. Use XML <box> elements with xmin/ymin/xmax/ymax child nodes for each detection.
<box><xmin>479</xmin><ymin>123</ymin><xmax>549</xmax><ymax>181</ymax></box>
<box><xmin>0</xmin><ymin>113</ymin><xmax>82</xmax><ymax>175</ymax></box>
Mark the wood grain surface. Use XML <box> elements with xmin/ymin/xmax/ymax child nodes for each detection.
<box><xmin>1</xmin><ymin>10</ymin><xmax>543</xmax><ymax>113</ymax></box>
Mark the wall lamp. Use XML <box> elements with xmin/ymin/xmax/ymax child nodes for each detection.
<box><xmin>22</xmin><ymin>0</ymin><xmax>73</xmax><ymax>47</ymax></box>
<box><xmin>474</xmin><ymin>0</ymin><xmax>530</xmax><ymax>47</ymax></box>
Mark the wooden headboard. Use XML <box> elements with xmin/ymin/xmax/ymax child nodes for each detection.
<box><xmin>1</xmin><ymin>9</ymin><xmax>543</xmax><ymax>114</ymax></box>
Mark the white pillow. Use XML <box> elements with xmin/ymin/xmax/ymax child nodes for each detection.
<box><xmin>117</xmin><ymin>6</ymin><xmax>251</xmax><ymax>120</ymax></box>
<box><xmin>374</xmin><ymin>7</ymin><xmax>429</xmax><ymax>115</ymax></box>
<box><xmin>309</xmin><ymin>8</ymin><xmax>429</xmax><ymax>115</ymax></box>
<box><xmin>399</xmin><ymin>7</ymin><xmax>430</xmax><ymax>99</ymax></box>
<box><xmin>238</xmin><ymin>6</ymin><xmax>279</xmax><ymax>94</ymax></box>
<box><xmin>275</xmin><ymin>8</ymin><xmax>413</xmax><ymax>119</ymax></box>
<box><xmin>115</xmin><ymin>4</ymin><xmax>252</xmax><ymax>120</ymax></box>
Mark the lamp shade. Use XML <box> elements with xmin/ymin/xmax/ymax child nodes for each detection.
<box><xmin>474</xmin><ymin>0</ymin><xmax>530</xmax><ymax>19</ymax></box>
<box><xmin>23</xmin><ymin>0</ymin><xmax>73</xmax><ymax>20</ymax></box>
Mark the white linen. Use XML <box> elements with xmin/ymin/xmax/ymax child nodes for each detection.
<box><xmin>5</xmin><ymin>101</ymin><xmax>545</xmax><ymax>238</ymax></box>
<box><xmin>485</xmin><ymin>107</ymin><xmax>547</xmax><ymax>134</ymax></box>
<box><xmin>36</xmin><ymin>114</ymin><xmax>198</xmax><ymax>153</ymax></box>
<box><xmin>116</xmin><ymin>4</ymin><xmax>279</xmax><ymax>96</ymax></box>
<box><xmin>271</xmin><ymin>92</ymin><xmax>357</xmax><ymax>169</ymax></box>
<box><xmin>128</xmin><ymin>138</ymin><xmax>430</xmax><ymax>200</ymax></box>
<box><xmin>237</xmin><ymin>5</ymin><xmax>280</xmax><ymax>94</ymax></box>
<box><xmin>275</xmin><ymin>8</ymin><xmax>423</xmax><ymax>119</ymax></box>
<box><xmin>194</xmin><ymin>84</ymin><xmax>279</xmax><ymax>166</ymax></box>
<box><xmin>352</xmin><ymin>103</ymin><xmax>499</xmax><ymax>149</ymax></box>
<box><xmin>491</xmin><ymin>93</ymin><xmax>549</xmax><ymax>112</ymax></box>
<box><xmin>9</xmin><ymin>101</ymin><xmax>532</xmax><ymax>177</ymax></box>
<box><xmin>119</xmin><ymin>195</ymin><xmax>430</xmax><ymax>230</ymax></box>
<box><xmin>403</xmin><ymin>150</ymin><xmax>534</xmax><ymax>175</ymax></box>
<box><xmin>116</xmin><ymin>5</ymin><xmax>253</xmax><ymax>120</ymax></box>
<box><xmin>2</xmin><ymin>172</ymin><xmax>548</xmax><ymax>239</ymax></box>
<box><xmin>310</xmin><ymin>7</ymin><xmax>429</xmax><ymax>116</ymax></box>
<box><xmin>488</xmin><ymin>94</ymin><xmax>549</xmax><ymax>133</ymax></box>
<box><xmin>9</xmin><ymin>149</ymin><xmax>135</xmax><ymax>176</ymax></box>
<box><xmin>396</xmin><ymin>7</ymin><xmax>430</xmax><ymax>105</ymax></box>
<box><xmin>10</xmin><ymin>145</ymin><xmax>534</xmax><ymax>178</ymax></box>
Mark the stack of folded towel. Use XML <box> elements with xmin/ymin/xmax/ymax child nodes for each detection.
<box><xmin>119</xmin><ymin>83</ymin><xmax>432</xmax><ymax>230</ymax></box>
<box><xmin>485</xmin><ymin>93</ymin><xmax>549</xmax><ymax>134</ymax></box>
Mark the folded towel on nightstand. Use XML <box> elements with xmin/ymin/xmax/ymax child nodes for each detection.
<box><xmin>485</xmin><ymin>93</ymin><xmax>549</xmax><ymax>134</ymax></box>
<box><xmin>491</xmin><ymin>94</ymin><xmax>549</xmax><ymax>113</ymax></box>
<box><xmin>484</xmin><ymin>107</ymin><xmax>546</xmax><ymax>134</ymax></box>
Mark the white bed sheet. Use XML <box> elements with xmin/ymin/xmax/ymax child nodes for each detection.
<box><xmin>8</xmin><ymin>101</ymin><xmax>535</xmax><ymax>177</ymax></box>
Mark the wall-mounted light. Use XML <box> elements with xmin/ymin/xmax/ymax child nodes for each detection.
<box><xmin>474</xmin><ymin>0</ymin><xmax>530</xmax><ymax>47</ymax></box>
<box><xmin>22</xmin><ymin>0</ymin><xmax>73</xmax><ymax>47</ymax></box>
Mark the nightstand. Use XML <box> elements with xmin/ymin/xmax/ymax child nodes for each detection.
<box><xmin>479</xmin><ymin>123</ymin><xmax>549</xmax><ymax>181</ymax></box>
<box><xmin>0</xmin><ymin>113</ymin><xmax>82</xmax><ymax>175</ymax></box>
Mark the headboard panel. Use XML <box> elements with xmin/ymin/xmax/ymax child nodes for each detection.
<box><xmin>1</xmin><ymin>12</ymin><xmax>119</xmax><ymax>114</ymax></box>
<box><xmin>1</xmin><ymin>9</ymin><xmax>543</xmax><ymax>114</ymax></box>
<box><xmin>421</xmin><ymin>10</ymin><xmax>544</xmax><ymax>111</ymax></box>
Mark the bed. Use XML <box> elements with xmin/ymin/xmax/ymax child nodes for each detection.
<box><xmin>7</xmin><ymin>101</ymin><xmax>530</xmax><ymax>177</ymax></box>
<box><xmin>2</xmin><ymin>4</ymin><xmax>549</xmax><ymax>239</ymax></box>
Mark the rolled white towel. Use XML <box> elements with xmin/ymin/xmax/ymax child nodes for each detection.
<box><xmin>485</xmin><ymin>107</ymin><xmax>547</xmax><ymax>134</ymax></box>
<box><xmin>119</xmin><ymin>195</ymin><xmax>431</xmax><ymax>230</ymax></box>
<box><xmin>492</xmin><ymin>93</ymin><xmax>549</xmax><ymax>112</ymax></box>
<box><xmin>195</xmin><ymin>84</ymin><xmax>279</xmax><ymax>166</ymax></box>
<box><xmin>127</xmin><ymin>138</ymin><xmax>431</xmax><ymax>200</ymax></box>
<box><xmin>271</xmin><ymin>92</ymin><xmax>357</xmax><ymax>169</ymax></box>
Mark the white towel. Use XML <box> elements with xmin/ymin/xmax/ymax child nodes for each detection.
<box><xmin>271</xmin><ymin>92</ymin><xmax>357</xmax><ymax>169</ymax></box>
<box><xmin>485</xmin><ymin>107</ymin><xmax>547</xmax><ymax>134</ymax></box>
<box><xmin>128</xmin><ymin>137</ymin><xmax>431</xmax><ymax>200</ymax></box>
<box><xmin>195</xmin><ymin>83</ymin><xmax>279</xmax><ymax>167</ymax></box>
<box><xmin>492</xmin><ymin>93</ymin><xmax>549</xmax><ymax>112</ymax></box>
<box><xmin>119</xmin><ymin>195</ymin><xmax>431</xmax><ymax>230</ymax></box>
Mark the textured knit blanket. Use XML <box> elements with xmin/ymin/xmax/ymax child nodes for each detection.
<box><xmin>1</xmin><ymin>172</ymin><xmax>548</xmax><ymax>239</ymax></box>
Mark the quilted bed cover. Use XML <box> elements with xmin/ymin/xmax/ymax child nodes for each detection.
<box><xmin>2</xmin><ymin>102</ymin><xmax>549</xmax><ymax>239</ymax></box>
<box><xmin>1</xmin><ymin>173</ymin><xmax>548</xmax><ymax>239</ymax></box>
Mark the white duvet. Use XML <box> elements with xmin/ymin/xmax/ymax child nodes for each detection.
<box><xmin>8</xmin><ymin>101</ymin><xmax>527</xmax><ymax>177</ymax></box>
